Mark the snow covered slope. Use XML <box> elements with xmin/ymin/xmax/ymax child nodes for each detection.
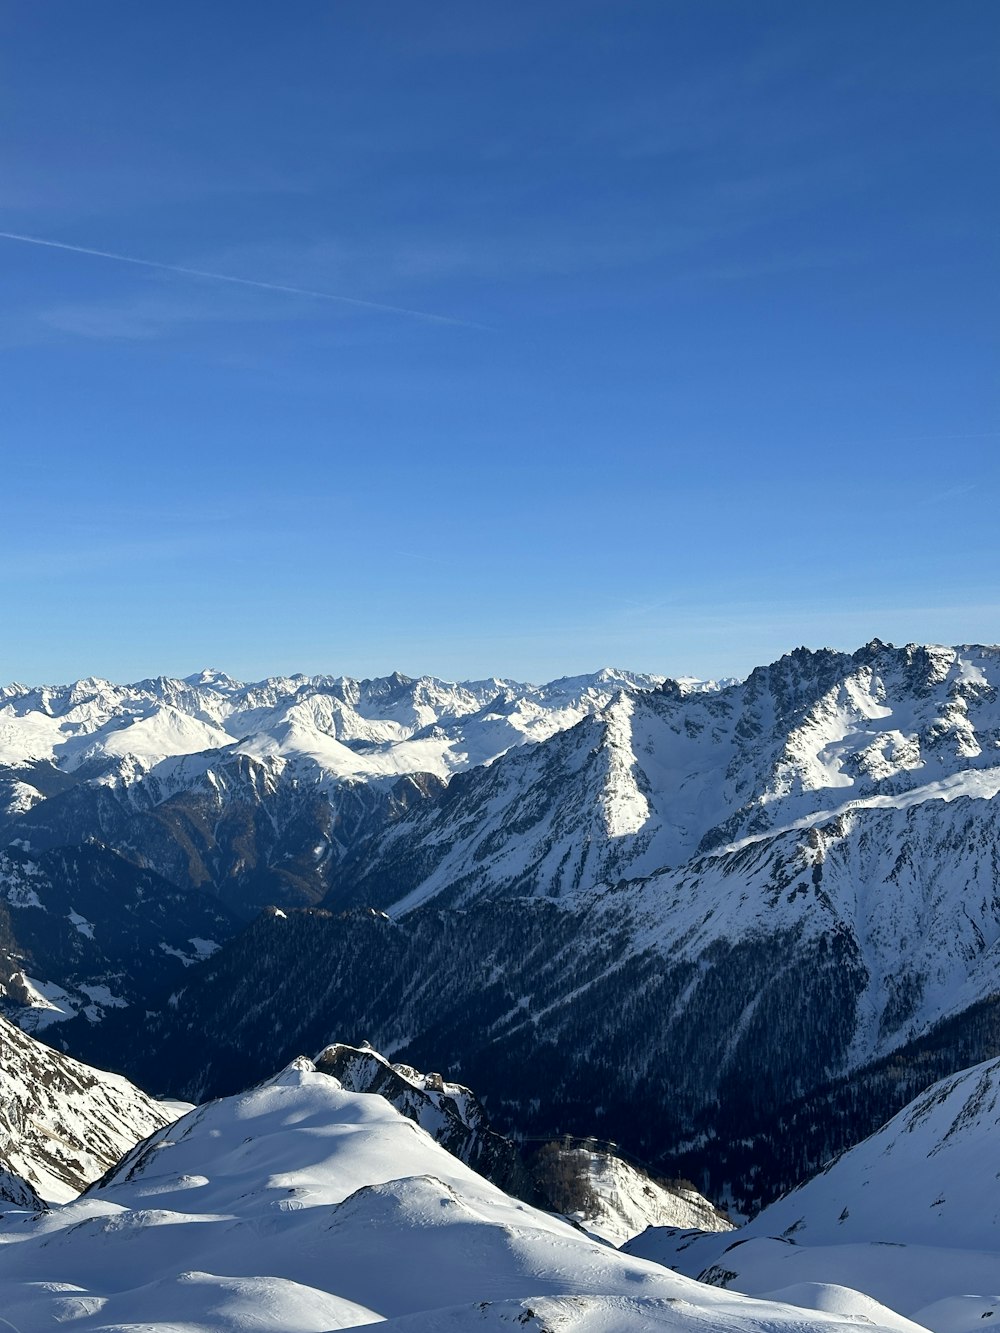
<box><xmin>570</xmin><ymin>1149</ymin><xmax>733</xmax><ymax>1247</ymax></box>
<box><xmin>0</xmin><ymin>1013</ymin><xmax>176</xmax><ymax>1202</ymax></box>
<box><xmin>0</xmin><ymin>1056</ymin><xmax>922</xmax><ymax>1332</ymax></box>
<box><xmin>626</xmin><ymin>1056</ymin><xmax>1000</xmax><ymax>1330</ymax></box>
<box><xmin>719</xmin><ymin>1053</ymin><xmax>1000</xmax><ymax>1252</ymax></box>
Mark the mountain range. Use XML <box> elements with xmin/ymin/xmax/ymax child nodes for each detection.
<box><xmin>3</xmin><ymin>642</ymin><xmax>1000</xmax><ymax>1211</ymax></box>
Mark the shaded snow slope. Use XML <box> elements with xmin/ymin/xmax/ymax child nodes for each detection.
<box><xmin>0</xmin><ymin>1162</ymin><xmax>43</xmax><ymax>1210</ymax></box>
<box><xmin>724</xmin><ymin>1053</ymin><xmax>1000</xmax><ymax>1252</ymax></box>
<box><xmin>0</xmin><ymin>1058</ymin><xmax>920</xmax><ymax>1332</ymax></box>
<box><xmin>626</xmin><ymin>1056</ymin><xmax>1000</xmax><ymax>1330</ymax></box>
<box><xmin>0</xmin><ymin>1014</ymin><xmax>175</xmax><ymax>1202</ymax></box>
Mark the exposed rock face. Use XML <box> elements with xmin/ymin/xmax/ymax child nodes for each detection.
<box><xmin>314</xmin><ymin>1042</ymin><xmax>533</xmax><ymax>1200</ymax></box>
<box><xmin>0</xmin><ymin>1161</ymin><xmax>44</xmax><ymax>1210</ymax></box>
<box><xmin>0</xmin><ymin>1013</ymin><xmax>177</xmax><ymax>1202</ymax></box>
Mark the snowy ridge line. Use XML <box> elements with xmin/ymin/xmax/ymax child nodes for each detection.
<box><xmin>0</xmin><ymin>1051</ymin><xmax>918</xmax><ymax>1332</ymax></box>
<box><xmin>713</xmin><ymin>764</ymin><xmax>1000</xmax><ymax>858</ymax></box>
<box><xmin>371</xmin><ymin>641</ymin><xmax>1000</xmax><ymax>923</ymax></box>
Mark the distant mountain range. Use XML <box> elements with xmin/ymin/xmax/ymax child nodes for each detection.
<box><xmin>0</xmin><ymin>665</ymin><xmax>667</xmax><ymax>917</ymax></box>
<box><xmin>3</xmin><ymin>642</ymin><xmax>1000</xmax><ymax>1211</ymax></box>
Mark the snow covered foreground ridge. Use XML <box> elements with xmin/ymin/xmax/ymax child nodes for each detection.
<box><xmin>0</xmin><ymin>1013</ymin><xmax>175</xmax><ymax>1203</ymax></box>
<box><xmin>316</xmin><ymin>1041</ymin><xmax>731</xmax><ymax>1246</ymax></box>
<box><xmin>0</xmin><ymin>1057</ymin><xmax>925</xmax><ymax>1333</ymax></box>
<box><xmin>627</xmin><ymin>1054</ymin><xmax>1000</xmax><ymax>1330</ymax></box>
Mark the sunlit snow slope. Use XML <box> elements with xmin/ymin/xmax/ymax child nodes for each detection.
<box><xmin>0</xmin><ymin>1057</ymin><xmax>920</xmax><ymax>1332</ymax></box>
<box><xmin>571</xmin><ymin>1148</ymin><xmax>733</xmax><ymax>1247</ymax></box>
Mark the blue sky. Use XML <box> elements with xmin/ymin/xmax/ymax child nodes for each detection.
<box><xmin>2</xmin><ymin>1</ymin><xmax>997</xmax><ymax>684</ymax></box>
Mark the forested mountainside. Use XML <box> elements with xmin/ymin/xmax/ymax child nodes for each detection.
<box><xmin>0</xmin><ymin>843</ymin><xmax>238</xmax><ymax>1029</ymax></box>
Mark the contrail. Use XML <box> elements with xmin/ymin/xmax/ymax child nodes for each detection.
<box><xmin>0</xmin><ymin>229</ymin><xmax>483</xmax><ymax>329</ymax></box>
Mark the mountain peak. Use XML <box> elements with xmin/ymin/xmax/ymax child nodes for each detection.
<box><xmin>183</xmin><ymin>668</ymin><xmax>243</xmax><ymax>690</ymax></box>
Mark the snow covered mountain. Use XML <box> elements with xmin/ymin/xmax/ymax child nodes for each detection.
<box><xmin>6</xmin><ymin>642</ymin><xmax>1000</xmax><ymax>1213</ymax></box>
<box><xmin>0</xmin><ymin>666</ymin><xmax>664</xmax><ymax>783</ymax></box>
<box><xmin>335</xmin><ymin>640</ymin><xmax>1000</xmax><ymax>913</ymax></box>
<box><xmin>626</xmin><ymin>1055</ymin><xmax>1000</xmax><ymax>1331</ymax></box>
<box><xmin>0</xmin><ymin>1054</ymin><xmax>918</xmax><ymax>1332</ymax></box>
<box><xmin>0</xmin><ymin>666</ymin><xmax>665</xmax><ymax>915</ymax></box>
<box><xmin>0</xmin><ymin>1013</ymin><xmax>178</xmax><ymax>1202</ymax></box>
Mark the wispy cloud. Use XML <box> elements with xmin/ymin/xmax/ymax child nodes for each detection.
<box><xmin>0</xmin><ymin>230</ymin><xmax>486</xmax><ymax>329</ymax></box>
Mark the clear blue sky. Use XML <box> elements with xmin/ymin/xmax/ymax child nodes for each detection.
<box><xmin>2</xmin><ymin>1</ymin><xmax>997</xmax><ymax>685</ymax></box>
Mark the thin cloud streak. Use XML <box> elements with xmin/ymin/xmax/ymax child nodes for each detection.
<box><xmin>0</xmin><ymin>230</ymin><xmax>487</xmax><ymax>330</ymax></box>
